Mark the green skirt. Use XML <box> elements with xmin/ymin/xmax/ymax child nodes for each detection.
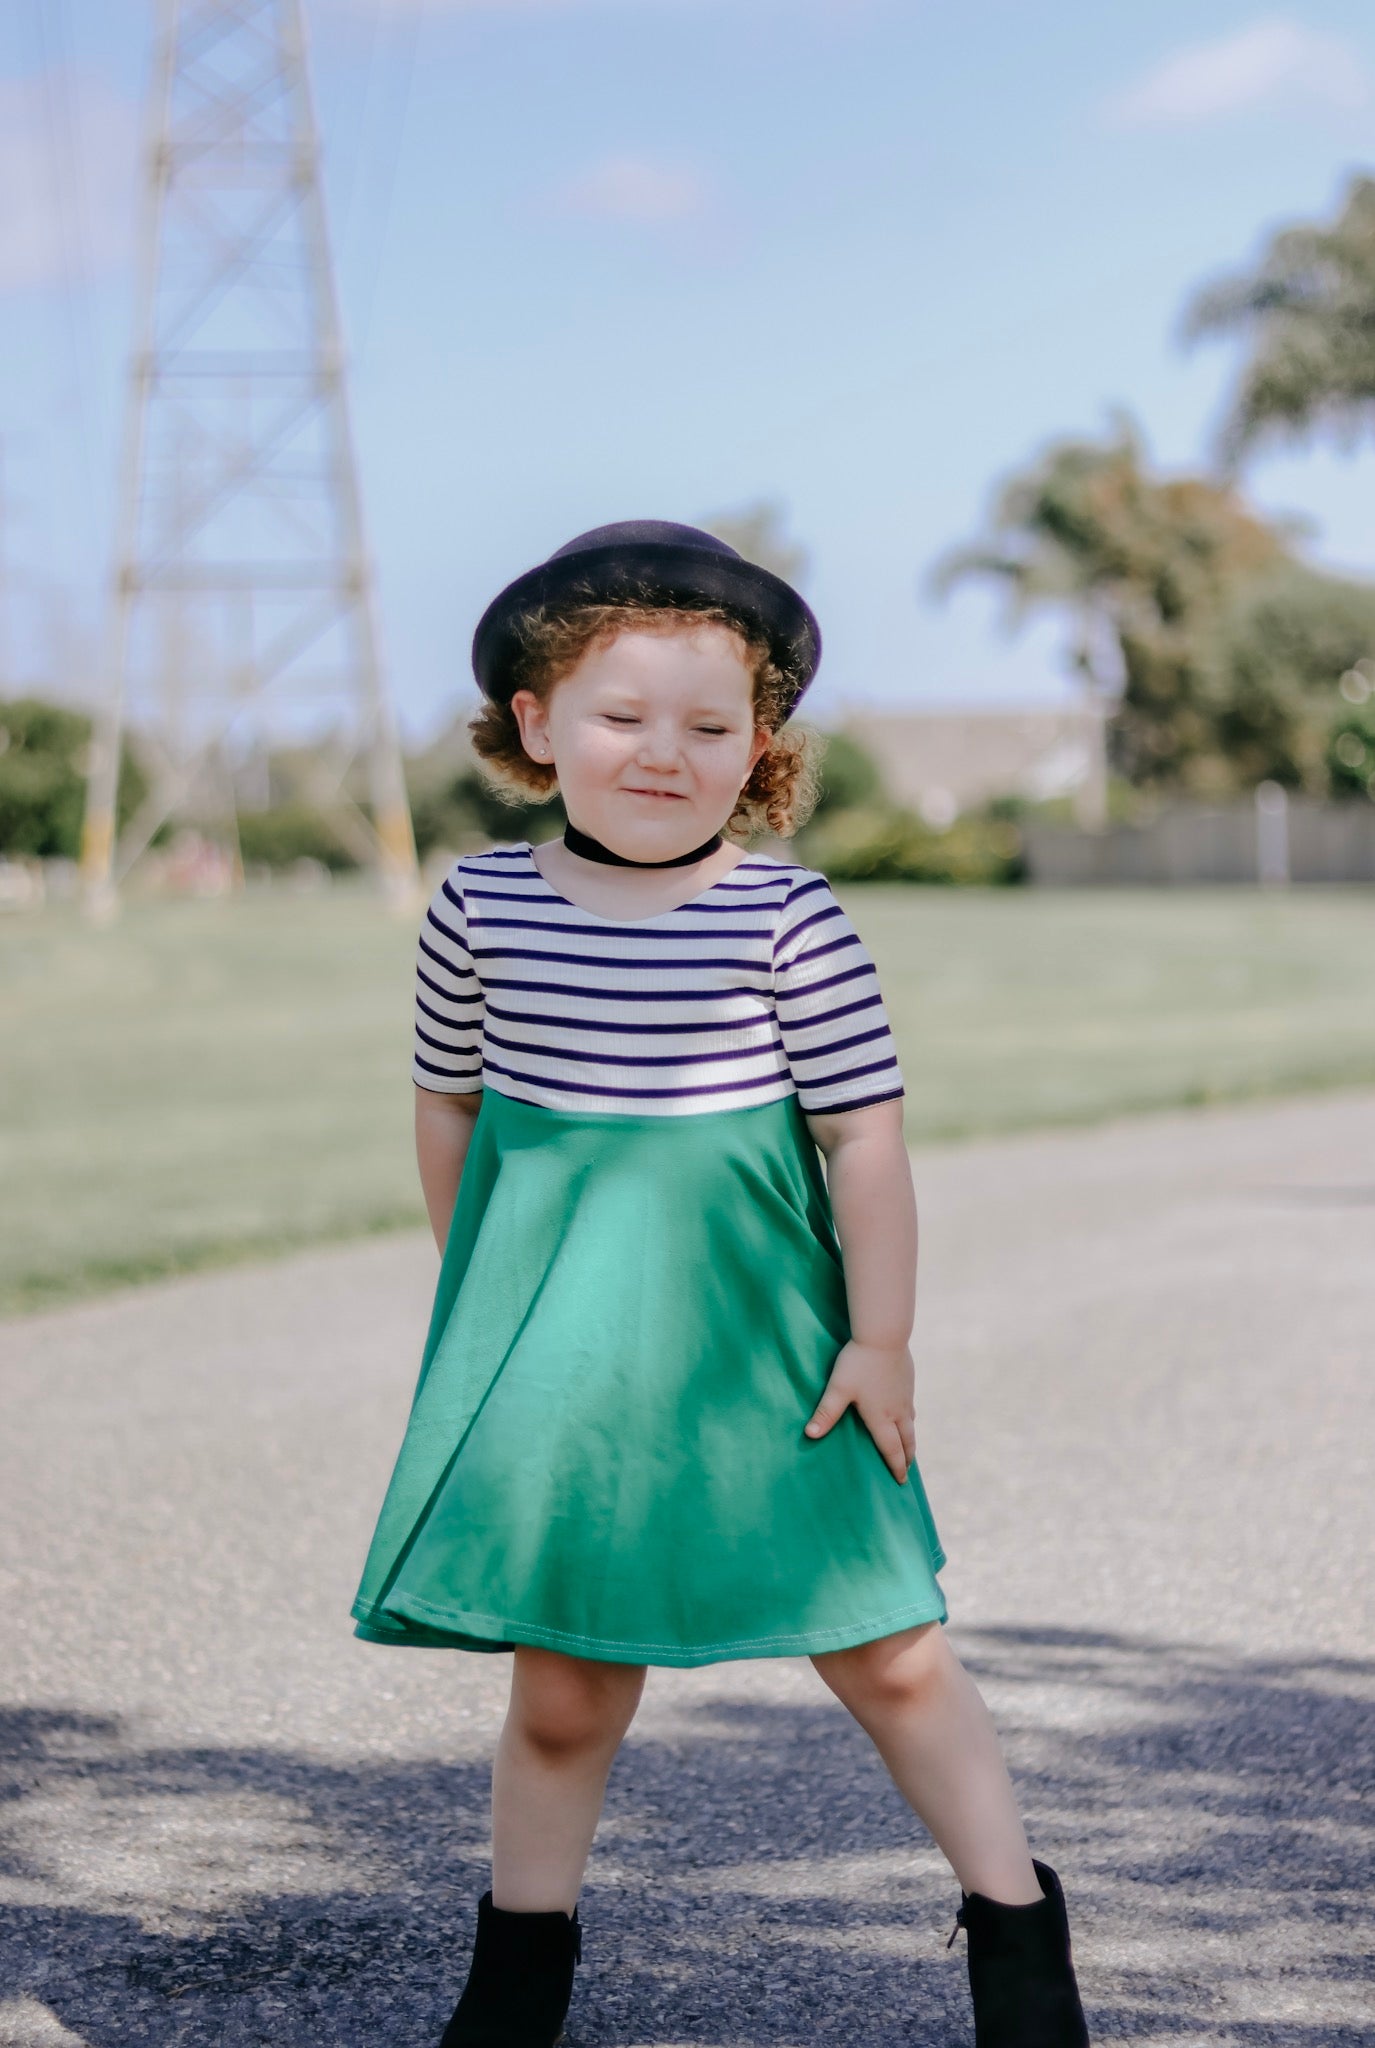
<box><xmin>351</xmin><ymin>1084</ymin><xmax>948</xmax><ymax>1666</ymax></box>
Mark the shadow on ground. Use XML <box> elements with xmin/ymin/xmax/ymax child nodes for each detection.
<box><xmin>1</xmin><ymin>1626</ymin><xmax>1371</xmax><ymax>2047</ymax></box>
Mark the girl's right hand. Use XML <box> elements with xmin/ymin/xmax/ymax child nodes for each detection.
<box><xmin>803</xmin><ymin>1338</ymin><xmax>917</xmax><ymax>1484</ymax></box>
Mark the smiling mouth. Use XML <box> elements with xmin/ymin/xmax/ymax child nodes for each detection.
<box><xmin>623</xmin><ymin>788</ymin><xmax>686</xmax><ymax>800</ymax></box>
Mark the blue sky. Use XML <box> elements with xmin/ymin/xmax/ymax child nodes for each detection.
<box><xmin>2</xmin><ymin>0</ymin><xmax>1374</xmax><ymax>745</ymax></box>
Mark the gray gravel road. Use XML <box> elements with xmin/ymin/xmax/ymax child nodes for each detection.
<box><xmin>2</xmin><ymin>1090</ymin><xmax>1372</xmax><ymax>2047</ymax></box>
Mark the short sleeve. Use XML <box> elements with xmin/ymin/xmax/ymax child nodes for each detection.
<box><xmin>772</xmin><ymin>870</ymin><xmax>905</xmax><ymax>1115</ymax></box>
<box><xmin>411</xmin><ymin>863</ymin><xmax>485</xmax><ymax>1093</ymax></box>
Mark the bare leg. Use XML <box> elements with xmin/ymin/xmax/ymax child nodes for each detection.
<box><xmin>491</xmin><ymin>1645</ymin><xmax>647</xmax><ymax>1913</ymax></box>
<box><xmin>812</xmin><ymin>1620</ymin><xmax>1042</xmax><ymax>1904</ymax></box>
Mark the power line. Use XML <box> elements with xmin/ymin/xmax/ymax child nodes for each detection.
<box><xmin>348</xmin><ymin>2</ymin><xmax>420</xmax><ymax>372</ymax></box>
<box><xmin>329</xmin><ymin>0</ymin><xmax>383</xmax><ymax>256</ymax></box>
<box><xmin>29</xmin><ymin>0</ymin><xmax>101</xmax><ymax>545</ymax></box>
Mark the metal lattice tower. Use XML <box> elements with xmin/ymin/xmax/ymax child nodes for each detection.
<box><xmin>80</xmin><ymin>0</ymin><xmax>419</xmax><ymax>912</ymax></box>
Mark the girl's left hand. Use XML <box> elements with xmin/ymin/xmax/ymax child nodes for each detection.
<box><xmin>803</xmin><ymin>1339</ymin><xmax>917</xmax><ymax>1484</ymax></box>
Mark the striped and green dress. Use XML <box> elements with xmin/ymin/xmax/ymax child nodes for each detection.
<box><xmin>350</xmin><ymin>840</ymin><xmax>948</xmax><ymax>1666</ymax></box>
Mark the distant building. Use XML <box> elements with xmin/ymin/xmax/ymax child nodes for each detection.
<box><xmin>837</xmin><ymin>704</ymin><xmax>1100</xmax><ymax>826</ymax></box>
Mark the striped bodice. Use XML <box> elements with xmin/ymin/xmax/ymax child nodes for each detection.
<box><xmin>412</xmin><ymin>841</ymin><xmax>905</xmax><ymax>1118</ymax></box>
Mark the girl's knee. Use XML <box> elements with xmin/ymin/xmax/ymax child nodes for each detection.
<box><xmin>509</xmin><ymin>1647</ymin><xmax>646</xmax><ymax>1758</ymax></box>
<box><xmin>813</xmin><ymin>1619</ymin><xmax>952</xmax><ymax>1719</ymax></box>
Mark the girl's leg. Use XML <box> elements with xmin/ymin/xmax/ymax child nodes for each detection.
<box><xmin>811</xmin><ymin>1620</ymin><xmax>1042</xmax><ymax>1905</ymax></box>
<box><xmin>491</xmin><ymin>1645</ymin><xmax>647</xmax><ymax>1913</ymax></box>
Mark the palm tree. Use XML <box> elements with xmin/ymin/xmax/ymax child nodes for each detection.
<box><xmin>928</xmin><ymin>410</ymin><xmax>1282</xmax><ymax>814</ymax></box>
<box><xmin>701</xmin><ymin>500</ymin><xmax>810</xmax><ymax>588</ymax></box>
<box><xmin>1182</xmin><ymin>173</ymin><xmax>1375</xmax><ymax>470</ymax></box>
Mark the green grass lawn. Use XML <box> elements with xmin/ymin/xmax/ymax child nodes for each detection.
<box><xmin>3</xmin><ymin>878</ymin><xmax>1373</xmax><ymax>1317</ymax></box>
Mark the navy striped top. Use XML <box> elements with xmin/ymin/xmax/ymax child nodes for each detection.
<box><xmin>412</xmin><ymin>841</ymin><xmax>905</xmax><ymax>1118</ymax></box>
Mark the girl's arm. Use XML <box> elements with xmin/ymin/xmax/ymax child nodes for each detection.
<box><xmin>801</xmin><ymin>1095</ymin><xmax>919</xmax><ymax>1484</ymax></box>
<box><xmin>415</xmin><ymin>1085</ymin><xmax>484</xmax><ymax>1253</ymax></box>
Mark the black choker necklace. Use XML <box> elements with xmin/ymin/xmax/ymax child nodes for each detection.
<box><xmin>562</xmin><ymin>819</ymin><xmax>724</xmax><ymax>868</ymax></box>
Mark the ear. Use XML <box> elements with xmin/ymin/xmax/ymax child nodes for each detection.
<box><xmin>745</xmin><ymin>725</ymin><xmax>772</xmax><ymax>779</ymax></box>
<box><xmin>509</xmin><ymin>688</ymin><xmax>551</xmax><ymax>762</ymax></box>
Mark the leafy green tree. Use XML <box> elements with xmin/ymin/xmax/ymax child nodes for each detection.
<box><xmin>799</xmin><ymin>803</ymin><xmax>1023</xmax><ymax>886</ymax></box>
<box><xmin>700</xmin><ymin>500</ymin><xmax>810</xmax><ymax>587</ymax></box>
<box><xmin>928</xmin><ymin>408</ymin><xmax>1282</xmax><ymax>707</ymax></box>
<box><xmin>1181</xmin><ymin>176</ymin><xmax>1375</xmax><ymax>798</ymax></box>
<box><xmin>236</xmin><ymin>802</ymin><xmax>361</xmax><ymax>871</ymax></box>
<box><xmin>0</xmin><ymin>698</ymin><xmax>150</xmax><ymax>859</ymax></box>
<box><xmin>1182</xmin><ymin>174</ymin><xmax>1375</xmax><ymax>469</ymax></box>
<box><xmin>1324</xmin><ymin>658</ymin><xmax>1375</xmax><ymax>798</ymax></box>
<box><xmin>810</xmin><ymin>730</ymin><xmax>883</xmax><ymax>819</ymax></box>
<box><xmin>928</xmin><ymin>412</ymin><xmax>1375</xmax><ymax>794</ymax></box>
<box><xmin>1327</xmin><ymin>704</ymin><xmax>1375</xmax><ymax>797</ymax></box>
<box><xmin>1216</xmin><ymin>564</ymin><xmax>1375</xmax><ymax>791</ymax></box>
<box><xmin>406</xmin><ymin>763</ymin><xmax>565</xmax><ymax>860</ymax></box>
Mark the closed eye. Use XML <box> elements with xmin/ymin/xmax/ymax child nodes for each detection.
<box><xmin>604</xmin><ymin>715</ymin><xmax>730</xmax><ymax>735</ymax></box>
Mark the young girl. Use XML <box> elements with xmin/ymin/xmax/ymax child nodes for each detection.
<box><xmin>350</xmin><ymin>520</ymin><xmax>1090</xmax><ymax>2048</ymax></box>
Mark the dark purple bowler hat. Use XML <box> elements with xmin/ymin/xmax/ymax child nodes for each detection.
<box><xmin>471</xmin><ymin>519</ymin><xmax>822</xmax><ymax>715</ymax></box>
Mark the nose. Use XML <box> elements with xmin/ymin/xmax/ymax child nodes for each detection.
<box><xmin>633</xmin><ymin>724</ymin><xmax>682</xmax><ymax>770</ymax></box>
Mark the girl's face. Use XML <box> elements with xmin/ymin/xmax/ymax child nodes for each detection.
<box><xmin>510</xmin><ymin>623</ymin><xmax>771</xmax><ymax>856</ymax></box>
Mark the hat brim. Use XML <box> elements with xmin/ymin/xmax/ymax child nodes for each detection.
<box><xmin>471</xmin><ymin>540</ymin><xmax>821</xmax><ymax>713</ymax></box>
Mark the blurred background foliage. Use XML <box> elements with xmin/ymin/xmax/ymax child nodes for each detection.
<box><xmin>0</xmin><ymin>698</ymin><xmax>152</xmax><ymax>859</ymax></box>
<box><xmin>4</xmin><ymin>648</ymin><xmax>1367</xmax><ymax>885</ymax></box>
<box><xmin>931</xmin><ymin>409</ymin><xmax>1375</xmax><ymax>802</ymax></box>
<box><xmin>794</xmin><ymin>800</ymin><xmax>1025</xmax><ymax>886</ymax></box>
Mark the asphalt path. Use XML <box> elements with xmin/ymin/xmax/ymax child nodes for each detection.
<box><xmin>1</xmin><ymin>1089</ymin><xmax>1371</xmax><ymax>2047</ymax></box>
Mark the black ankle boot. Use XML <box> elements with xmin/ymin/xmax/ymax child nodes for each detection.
<box><xmin>437</xmin><ymin>1890</ymin><xmax>583</xmax><ymax>2048</ymax></box>
<box><xmin>945</xmin><ymin>1858</ymin><xmax>1089</xmax><ymax>2046</ymax></box>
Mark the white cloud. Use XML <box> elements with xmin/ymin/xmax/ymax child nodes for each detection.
<box><xmin>552</xmin><ymin>152</ymin><xmax>710</xmax><ymax>223</ymax></box>
<box><xmin>1105</xmin><ymin>17</ymin><xmax>1371</xmax><ymax>129</ymax></box>
<box><xmin>0</xmin><ymin>71</ymin><xmax>137</xmax><ymax>292</ymax></box>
